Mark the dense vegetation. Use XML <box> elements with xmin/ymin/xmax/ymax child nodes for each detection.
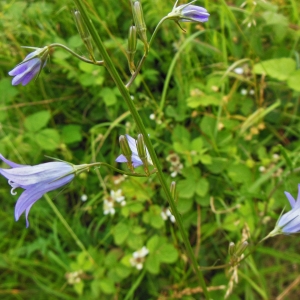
<box><xmin>1</xmin><ymin>0</ymin><xmax>300</xmax><ymax>299</ymax></box>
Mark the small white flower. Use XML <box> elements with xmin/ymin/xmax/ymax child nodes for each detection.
<box><xmin>103</xmin><ymin>199</ymin><xmax>115</xmax><ymax>215</ymax></box>
<box><xmin>161</xmin><ymin>207</ymin><xmax>176</xmax><ymax>223</ymax></box>
<box><xmin>249</xmin><ymin>89</ymin><xmax>255</xmax><ymax>95</ymax></box>
<box><xmin>241</xmin><ymin>89</ymin><xmax>248</xmax><ymax>95</ymax></box>
<box><xmin>259</xmin><ymin>166</ymin><xmax>266</xmax><ymax>173</ymax></box>
<box><xmin>111</xmin><ymin>189</ymin><xmax>125</xmax><ymax>204</ymax></box>
<box><xmin>81</xmin><ymin>194</ymin><xmax>88</xmax><ymax>202</ymax></box>
<box><xmin>233</xmin><ymin>67</ymin><xmax>244</xmax><ymax>75</ymax></box>
<box><xmin>130</xmin><ymin>246</ymin><xmax>149</xmax><ymax>270</ymax></box>
<box><xmin>149</xmin><ymin>113</ymin><xmax>155</xmax><ymax>120</ymax></box>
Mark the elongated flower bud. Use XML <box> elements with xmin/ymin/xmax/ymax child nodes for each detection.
<box><xmin>136</xmin><ymin>134</ymin><xmax>150</xmax><ymax>174</ymax></box>
<box><xmin>119</xmin><ymin>135</ymin><xmax>134</xmax><ymax>171</ymax></box>
<box><xmin>235</xmin><ymin>241</ymin><xmax>248</xmax><ymax>256</ymax></box>
<box><xmin>228</xmin><ymin>242</ymin><xmax>235</xmax><ymax>256</ymax></box>
<box><xmin>131</xmin><ymin>1</ymin><xmax>148</xmax><ymax>49</ymax></box>
<box><xmin>127</xmin><ymin>26</ymin><xmax>137</xmax><ymax>74</ymax></box>
<box><xmin>73</xmin><ymin>10</ymin><xmax>95</xmax><ymax>62</ymax></box>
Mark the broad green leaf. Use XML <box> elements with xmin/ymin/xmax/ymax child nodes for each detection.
<box><xmin>145</xmin><ymin>254</ymin><xmax>160</xmax><ymax>274</ymax></box>
<box><xmin>24</xmin><ymin>110</ymin><xmax>51</xmax><ymax>132</ymax></box>
<box><xmin>0</xmin><ymin>78</ymin><xmax>19</xmax><ymax>104</ymax></box>
<box><xmin>36</xmin><ymin>129</ymin><xmax>60</xmax><ymax>150</ymax></box>
<box><xmin>100</xmin><ymin>87</ymin><xmax>117</xmax><ymax>106</ymax></box>
<box><xmin>113</xmin><ymin>222</ymin><xmax>129</xmax><ymax>245</ymax></box>
<box><xmin>287</xmin><ymin>70</ymin><xmax>300</xmax><ymax>92</ymax></box>
<box><xmin>177</xmin><ymin>179</ymin><xmax>196</xmax><ymax>198</ymax></box>
<box><xmin>99</xmin><ymin>278</ymin><xmax>116</xmax><ymax>295</ymax></box>
<box><xmin>186</xmin><ymin>95</ymin><xmax>220</xmax><ymax>108</ymax></box>
<box><xmin>253</xmin><ymin>58</ymin><xmax>295</xmax><ymax>81</ymax></box>
<box><xmin>157</xmin><ymin>244</ymin><xmax>178</xmax><ymax>263</ymax></box>
<box><xmin>195</xmin><ymin>178</ymin><xmax>209</xmax><ymax>197</ymax></box>
<box><xmin>61</xmin><ymin>125</ymin><xmax>82</xmax><ymax>144</ymax></box>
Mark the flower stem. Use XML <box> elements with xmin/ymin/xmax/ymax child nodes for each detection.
<box><xmin>73</xmin><ymin>1</ymin><xmax>209</xmax><ymax>298</ymax></box>
<box><xmin>49</xmin><ymin>43</ymin><xmax>104</xmax><ymax>65</ymax></box>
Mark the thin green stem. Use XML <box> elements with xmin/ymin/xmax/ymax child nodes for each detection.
<box><xmin>73</xmin><ymin>1</ymin><xmax>209</xmax><ymax>298</ymax></box>
<box><xmin>49</xmin><ymin>43</ymin><xmax>103</xmax><ymax>65</ymax></box>
<box><xmin>45</xmin><ymin>194</ymin><xmax>95</xmax><ymax>262</ymax></box>
<box><xmin>126</xmin><ymin>17</ymin><xmax>169</xmax><ymax>88</ymax></box>
<box><xmin>87</xmin><ymin>162</ymin><xmax>151</xmax><ymax>177</ymax></box>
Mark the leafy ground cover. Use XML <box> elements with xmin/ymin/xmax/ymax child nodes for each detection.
<box><xmin>0</xmin><ymin>0</ymin><xmax>300</xmax><ymax>299</ymax></box>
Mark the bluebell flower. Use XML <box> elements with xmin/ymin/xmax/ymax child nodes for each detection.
<box><xmin>8</xmin><ymin>47</ymin><xmax>49</xmax><ymax>86</ymax></box>
<box><xmin>268</xmin><ymin>184</ymin><xmax>300</xmax><ymax>237</ymax></box>
<box><xmin>167</xmin><ymin>0</ymin><xmax>210</xmax><ymax>23</ymax></box>
<box><xmin>115</xmin><ymin>134</ymin><xmax>153</xmax><ymax>168</ymax></box>
<box><xmin>0</xmin><ymin>154</ymin><xmax>87</xmax><ymax>227</ymax></box>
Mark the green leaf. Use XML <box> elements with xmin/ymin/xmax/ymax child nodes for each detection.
<box><xmin>0</xmin><ymin>78</ymin><xmax>19</xmax><ymax>104</ymax></box>
<box><xmin>24</xmin><ymin>110</ymin><xmax>51</xmax><ymax>132</ymax></box>
<box><xmin>157</xmin><ymin>244</ymin><xmax>178</xmax><ymax>263</ymax></box>
<box><xmin>253</xmin><ymin>58</ymin><xmax>295</xmax><ymax>81</ymax></box>
<box><xmin>36</xmin><ymin>129</ymin><xmax>60</xmax><ymax>150</ymax></box>
<box><xmin>195</xmin><ymin>178</ymin><xmax>209</xmax><ymax>197</ymax></box>
<box><xmin>61</xmin><ymin>125</ymin><xmax>82</xmax><ymax>144</ymax></box>
<box><xmin>146</xmin><ymin>235</ymin><xmax>160</xmax><ymax>253</ymax></box>
<box><xmin>227</xmin><ymin>163</ymin><xmax>252</xmax><ymax>184</ymax></box>
<box><xmin>99</xmin><ymin>278</ymin><xmax>116</xmax><ymax>295</ymax></box>
<box><xmin>186</xmin><ymin>95</ymin><xmax>220</xmax><ymax>108</ymax></box>
<box><xmin>100</xmin><ymin>87</ymin><xmax>117</xmax><ymax>106</ymax></box>
<box><xmin>73</xmin><ymin>281</ymin><xmax>84</xmax><ymax>295</ymax></box>
<box><xmin>177</xmin><ymin>179</ymin><xmax>196</xmax><ymax>198</ymax></box>
<box><xmin>200</xmin><ymin>116</ymin><xmax>216</xmax><ymax>138</ymax></box>
<box><xmin>113</xmin><ymin>222</ymin><xmax>129</xmax><ymax>245</ymax></box>
<box><xmin>145</xmin><ymin>253</ymin><xmax>160</xmax><ymax>274</ymax></box>
<box><xmin>287</xmin><ymin>70</ymin><xmax>300</xmax><ymax>92</ymax></box>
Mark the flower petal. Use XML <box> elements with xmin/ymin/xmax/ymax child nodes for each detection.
<box><xmin>15</xmin><ymin>174</ymin><xmax>74</xmax><ymax>226</ymax></box>
<box><xmin>115</xmin><ymin>154</ymin><xmax>128</xmax><ymax>163</ymax></box>
<box><xmin>0</xmin><ymin>162</ymin><xmax>74</xmax><ymax>187</ymax></box>
<box><xmin>284</xmin><ymin>191</ymin><xmax>296</xmax><ymax>208</ymax></box>
<box><xmin>0</xmin><ymin>154</ymin><xmax>26</xmax><ymax>168</ymax></box>
<box><xmin>125</xmin><ymin>134</ymin><xmax>138</xmax><ymax>155</ymax></box>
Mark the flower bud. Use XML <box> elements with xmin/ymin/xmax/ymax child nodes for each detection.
<box><xmin>167</xmin><ymin>1</ymin><xmax>210</xmax><ymax>26</ymax></box>
<box><xmin>119</xmin><ymin>135</ymin><xmax>134</xmax><ymax>172</ymax></box>
<box><xmin>235</xmin><ymin>241</ymin><xmax>248</xmax><ymax>256</ymax></box>
<box><xmin>170</xmin><ymin>181</ymin><xmax>176</xmax><ymax>197</ymax></box>
<box><xmin>131</xmin><ymin>1</ymin><xmax>148</xmax><ymax>49</ymax></box>
<box><xmin>228</xmin><ymin>242</ymin><xmax>235</xmax><ymax>256</ymax></box>
<box><xmin>73</xmin><ymin>10</ymin><xmax>95</xmax><ymax>62</ymax></box>
<box><xmin>136</xmin><ymin>134</ymin><xmax>149</xmax><ymax>174</ymax></box>
<box><xmin>127</xmin><ymin>26</ymin><xmax>137</xmax><ymax>73</ymax></box>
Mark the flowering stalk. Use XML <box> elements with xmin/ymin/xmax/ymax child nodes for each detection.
<box><xmin>72</xmin><ymin>0</ymin><xmax>209</xmax><ymax>298</ymax></box>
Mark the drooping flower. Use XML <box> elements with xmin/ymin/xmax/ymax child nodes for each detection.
<box><xmin>0</xmin><ymin>154</ymin><xmax>88</xmax><ymax>227</ymax></box>
<box><xmin>8</xmin><ymin>46</ymin><xmax>49</xmax><ymax>86</ymax></box>
<box><xmin>268</xmin><ymin>184</ymin><xmax>300</xmax><ymax>236</ymax></box>
<box><xmin>167</xmin><ymin>1</ymin><xmax>210</xmax><ymax>23</ymax></box>
<box><xmin>130</xmin><ymin>246</ymin><xmax>149</xmax><ymax>270</ymax></box>
<box><xmin>115</xmin><ymin>134</ymin><xmax>153</xmax><ymax>168</ymax></box>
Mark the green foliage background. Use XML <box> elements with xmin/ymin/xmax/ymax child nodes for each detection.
<box><xmin>0</xmin><ymin>0</ymin><xmax>300</xmax><ymax>299</ymax></box>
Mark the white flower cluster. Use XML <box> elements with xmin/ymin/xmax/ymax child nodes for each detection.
<box><xmin>103</xmin><ymin>189</ymin><xmax>126</xmax><ymax>215</ymax></box>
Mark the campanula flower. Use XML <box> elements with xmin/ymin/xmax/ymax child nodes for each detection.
<box><xmin>268</xmin><ymin>184</ymin><xmax>300</xmax><ymax>237</ymax></box>
<box><xmin>167</xmin><ymin>0</ymin><xmax>210</xmax><ymax>23</ymax></box>
<box><xmin>8</xmin><ymin>46</ymin><xmax>49</xmax><ymax>86</ymax></box>
<box><xmin>115</xmin><ymin>134</ymin><xmax>153</xmax><ymax>168</ymax></box>
<box><xmin>0</xmin><ymin>154</ymin><xmax>88</xmax><ymax>227</ymax></box>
